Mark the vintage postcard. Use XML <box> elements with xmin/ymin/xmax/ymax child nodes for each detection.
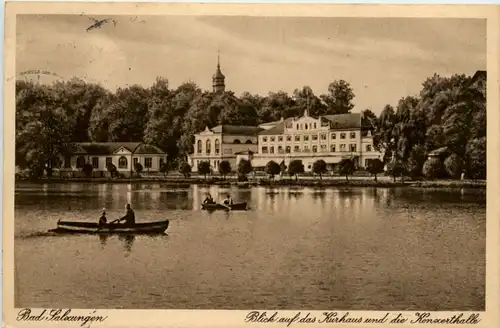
<box><xmin>3</xmin><ymin>2</ymin><xmax>500</xmax><ymax>328</ymax></box>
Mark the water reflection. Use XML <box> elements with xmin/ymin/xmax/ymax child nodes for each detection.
<box><xmin>119</xmin><ymin>235</ymin><xmax>135</xmax><ymax>254</ymax></box>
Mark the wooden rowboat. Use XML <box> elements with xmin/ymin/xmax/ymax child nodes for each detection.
<box><xmin>201</xmin><ymin>202</ymin><xmax>248</xmax><ymax>211</ymax></box>
<box><xmin>49</xmin><ymin>219</ymin><xmax>169</xmax><ymax>235</ymax></box>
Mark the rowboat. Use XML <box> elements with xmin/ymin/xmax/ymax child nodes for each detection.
<box><xmin>201</xmin><ymin>202</ymin><xmax>248</xmax><ymax>211</ymax></box>
<box><xmin>49</xmin><ymin>219</ymin><xmax>169</xmax><ymax>234</ymax></box>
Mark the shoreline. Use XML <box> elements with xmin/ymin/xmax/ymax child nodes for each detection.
<box><xmin>15</xmin><ymin>177</ymin><xmax>487</xmax><ymax>190</ymax></box>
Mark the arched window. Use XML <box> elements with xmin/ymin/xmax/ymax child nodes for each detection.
<box><xmin>234</xmin><ymin>139</ymin><xmax>241</xmax><ymax>144</ymax></box>
<box><xmin>296</xmin><ymin>124</ymin><xmax>299</xmax><ymax>130</ymax></box>
<box><xmin>118</xmin><ymin>156</ymin><xmax>128</xmax><ymax>169</ymax></box>
<box><xmin>305</xmin><ymin>124</ymin><xmax>308</xmax><ymax>130</ymax></box>
<box><xmin>314</xmin><ymin>123</ymin><xmax>317</xmax><ymax>129</ymax></box>
<box><xmin>76</xmin><ymin>156</ymin><xmax>86</xmax><ymax>168</ymax></box>
<box><xmin>197</xmin><ymin>140</ymin><xmax>202</xmax><ymax>154</ymax></box>
<box><xmin>245</xmin><ymin>140</ymin><xmax>253</xmax><ymax>144</ymax></box>
<box><xmin>206</xmin><ymin>140</ymin><xmax>211</xmax><ymax>154</ymax></box>
<box><xmin>215</xmin><ymin>139</ymin><xmax>220</xmax><ymax>154</ymax></box>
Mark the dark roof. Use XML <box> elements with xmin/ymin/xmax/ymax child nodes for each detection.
<box><xmin>235</xmin><ymin>150</ymin><xmax>255</xmax><ymax>155</ymax></box>
<box><xmin>212</xmin><ymin>66</ymin><xmax>225</xmax><ymax>79</ymax></box>
<box><xmin>258</xmin><ymin>113</ymin><xmax>361</xmax><ymax>135</ymax></box>
<box><xmin>71</xmin><ymin>142</ymin><xmax>165</xmax><ymax>155</ymax></box>
<box><xmin>322</xmin><ymin>113</ymin><xmax>362</xmax><ymax>129</ymax></box>
<box><xmin>259</xmin><ymin>119</ymin><xmax>283</xmax><ymax>126</ymax></box>
<box><xmin>258</xmin><ymin>118</ymin><xmax>295</xmax><ymax>135</ymax></box>
<box><xmin>210</xmin><ymin>125</ymin><xmax>263</xmax><ymax>136</ymax></box>
<box><xmin>471</xmin><ymin>70</ymin><xmax>486</xmax><ymax>83</ymax></box>
<box><xmin>134</xmin><ymin>144</ymin><xmax>166</xmax><ymax>154</ymax></box>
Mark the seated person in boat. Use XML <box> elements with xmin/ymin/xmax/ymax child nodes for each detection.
<box><xmin>223</xmin><ymin>195</ymin><xmax>233</xmax><ymax>206</ymax></box>
<box><xmin>98</xmin><ymin>209</ymin><xmax>107</xmax><ymax>227</ymax></box>
<box><xmin>203</xmin><ymin>193</ymin><xmax>215</xmax><ymax>204</ymax></box>
<box><xmin>119</xmin><ymin>204</ymin><xmax>136</xmax><ymax>226</ymax></box>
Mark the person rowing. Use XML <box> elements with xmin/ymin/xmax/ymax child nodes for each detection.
<box><xmin>118</xmin><ymin>203</ymin><xmax>136</xmax><ymax>226</ymax></box>
<box><xmin>203</xmin><ymin>193</ymin><xmax>215</xmax><ymax>205</ymax></box>
<box><xmin>98</xmin><ymin>208</ymin><xmax>107</xmax><ymax>227</ymax></box>
<box><xmin>222</xmin><ymin>194</ymin><xmax>233</xmax><ymax>206</ymax></box>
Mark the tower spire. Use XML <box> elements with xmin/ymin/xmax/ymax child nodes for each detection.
<box><xmin>212</xmin><ymin>49</ymin><xmax>226</xmax><ymax>93</ymax></box>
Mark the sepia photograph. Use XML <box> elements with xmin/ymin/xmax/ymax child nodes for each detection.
<box><xmin>4</xmin><ymin>3</ymin><xmax>498</xmax><ymax>325</ymax></box>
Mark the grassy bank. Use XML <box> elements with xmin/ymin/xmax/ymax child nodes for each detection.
<box><xmin>16</xmin><ymin>176</ymin><xmax>486</xmax><ymax>189</ymax></box>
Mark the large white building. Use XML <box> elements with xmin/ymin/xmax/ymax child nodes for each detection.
<box><xmin>250</xmin><ymin>110</ymin><xmax>381</xmax><ymax>171</ymax></box>
<box><xmin>187</xmin><ymin>125</ymin><xmax>263</xmax><ymax>172</ymax></box>
<box><xmin>189</xmin><ymin>111</ymin><xmax>381</xmax><ymax>173</ymax></box>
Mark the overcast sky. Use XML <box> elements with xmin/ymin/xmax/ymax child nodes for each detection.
<box><xmin>17</xmin><ymin>15</ymin><xmax>485</xmax><ymax>114</ymax></box>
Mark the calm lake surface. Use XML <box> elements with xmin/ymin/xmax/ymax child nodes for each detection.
<box><xmin>14</xmin><ymin>182</ymin><xmax>485</xmax><ymax>310</ymax></box>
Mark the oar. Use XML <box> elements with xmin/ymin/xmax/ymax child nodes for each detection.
<box><xmin>220</xmin><ymin>203</ymin><xmax>232</xmax><ymax>210</ymax></box>
<box><xmin>95</xmin><ymin>218</ymin><xmax>121</xmax><ymax>233</ymax></box>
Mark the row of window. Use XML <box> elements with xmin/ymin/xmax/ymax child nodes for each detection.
<box><xmin>294</xmin><ymin>122</ymin><xmax>326</xmax><ymax>130</ymax></box>
<box><xmin>261</xmin><ymin>144</ymin><xmax>373</xmax><ymax>154</ymax></box>
<box><xmin>262</xmin><ymin>132</ymin><xmax>357</xmax><ymax>143</ymax></box>
<box><xmin>196</xmin><ymin>139</ymin><xmax>253</xmax><ymax>154</ymax></box>
<box><xmin>70</xmin><ymin>156</ymin><xmax>162</xmax><ymax>169</ymax></box>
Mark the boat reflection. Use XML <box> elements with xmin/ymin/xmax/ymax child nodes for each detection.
<box><xmin>119</xmin><ymin>235</ymin><xmax>135</xmax><ymax>253</ymax></box>
<box><xmin>98</xmin><ymin>234</ymin><xmax>136</xmax><ymax>254</ymax></box>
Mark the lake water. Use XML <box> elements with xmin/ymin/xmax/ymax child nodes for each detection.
<box><xmin>14</xmin><ymin>182</ymin><xmax>485</xmax><ymax>310</ymax></box>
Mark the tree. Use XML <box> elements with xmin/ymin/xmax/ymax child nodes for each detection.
<box><xmin>16</xmin><ymin>99</ymin><xmax>75</xmax><ymax>178</ymax></box>
<box><xmin>320</xmin><ymin>80</ymin><xmax>355</xmax><ymax>115</ymax></box>
<box><xmin>219</xmin><ymin>160</ymin><xmax>231</xmax><ymax>180</ymax></box>
<box><xmin>51</xmin><ymin>78</ymin><xmax>110</xmax><ymax>142</ymax></box>
<box><xmin>288</xmin><ymin>160</ymin><xmax>304</xmax><ymax>181</ymax></box>
<box><xmin>258</xmin><ymin>91</ymin><xmax>296</xmax><ymax>123</ymax></box>
<box><xmin>312</xmin><ymin>160</ymin><xmax>327</xmax><ymax>180</ymax></box>
<box><xmin>279</xmin><ymin>161</ymin><xmax>287</xmax><ymax>176</ymax></box>
<box><xmin>159</xmin><ymin>163</ymin><xmax>169</xmax><ymax>177</ymax></box>
<box><xmin>292</xmin><ymin>86</ymin><xmax>326</xmax><ymax>117</ymax></box>
<box><xmin>89</xmin><ymin>85</ymin><xmax>150</xmax><ymax>142</ymax></box>
<box><xmin>134</xmin><ymin>162</ymin><xmax>143</xmax><ymax>177</ymax></box>
<box><xmin>106</xmin><ymin>162</ymin><xmax>118</xmax><ymax>178</ymax></box>
<box><xmin>238</xmin><ymin>159</ymin><xmax>253</xmax><ymax>176</ymax></box>
<box><xmin>237</xmin><ymin>159</ymin><xmax>253</xmax><ymax>182</ymax></box>
<box><xmin>179</xmin><ymin>162</ymin><xmax>192</xmax><ymax>178</ymax></box>
<box><xmin>406</xmin><ymin>144</ymin><xmax>427</xmax><ymax>178</ymax></box>
<box><xmin>373</xmin><ymin>104</ymin><xmax>397</xmax><ymax>163</ymax></box>
<box><xmin>367</xmin><ymin>159</ymin><xmax>384</xmax><ymax>182</ymax></box>
<box><xmin>198</xmin><ymin>161</ymin><xmax>211</xmax><ymax>180</ymax></box>
<box><xmin>82</xmin><ymin>163</ymin><xmax>93</xmax><ymax>178</ymax></box>
<box><xmin>422</xmin><ymin>157</ymin><xmax>443</xmax><ymax>179</ymax></box>
<box><xmin>265</xmin><ymin>161</ymin><xmax>281</xmax><ymax>180</ymax></box>
<box><xmin>338</xmin><ymin>158</ymin><xmax>355</xmax><ymax>181</ymax></box>
<box><xmin>444</xmin><ymin>153</ymin><xmax>463</xmax><ymax>179</ymax></box>
<box><xmin>465</xmin><ymin>137</ymin><xmax>486</xmax><ymax>179</ymax></box>
<box><xmin>362</xmin><ymin>109</ymin><xmax>378</xmax><ymax>132</ymax></box>
<box><xmin>386</xmin><ymin>159</ymin><xmax>406</xmax><ymax>182</ymax></box>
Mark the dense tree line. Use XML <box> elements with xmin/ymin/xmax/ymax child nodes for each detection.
<box><xmin>371</xmin><ymin>73</ymin><xmax>486</xmax><ymax>180</ymax></box>
<box><xmin>15</xmin><ymin>71</ymin><xmax>486</xmax><ymax>180</ymax></box>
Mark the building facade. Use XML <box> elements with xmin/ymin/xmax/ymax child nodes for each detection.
<box><xmin>189</xmin><ymin>112</ymin><xmax>382</xmax><ymax>173</ymax></box>
<box><xmin>188</xmin><ymin>125</ymin><xmax>263</xmax><ymax>172</ymax></box>
<box><xmin>59</xmin><ymin>142</ymin><xmax>167</xmax><ymax>178</ymax></box>
<box><xmin>249</xmin><ymin>111</ymin><xmax>381</xmax><ymax>172</ymax></box>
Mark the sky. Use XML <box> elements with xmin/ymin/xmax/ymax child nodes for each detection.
<box><xmin>16</xmin><ymin>15</ymin><xmax>486</xmax><ymax>114</ymax></box>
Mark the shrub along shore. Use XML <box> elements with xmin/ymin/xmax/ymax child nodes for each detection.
<box><xmin>16</xmin><ymin>175</ymin><xmax>486</xmax><ymax>190</ymax></box>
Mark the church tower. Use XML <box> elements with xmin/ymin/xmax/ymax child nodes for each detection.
<box><xmin>212</xmin><ymin>51</ymin><xmax>225</xmax><ymax>93</ymax></box>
